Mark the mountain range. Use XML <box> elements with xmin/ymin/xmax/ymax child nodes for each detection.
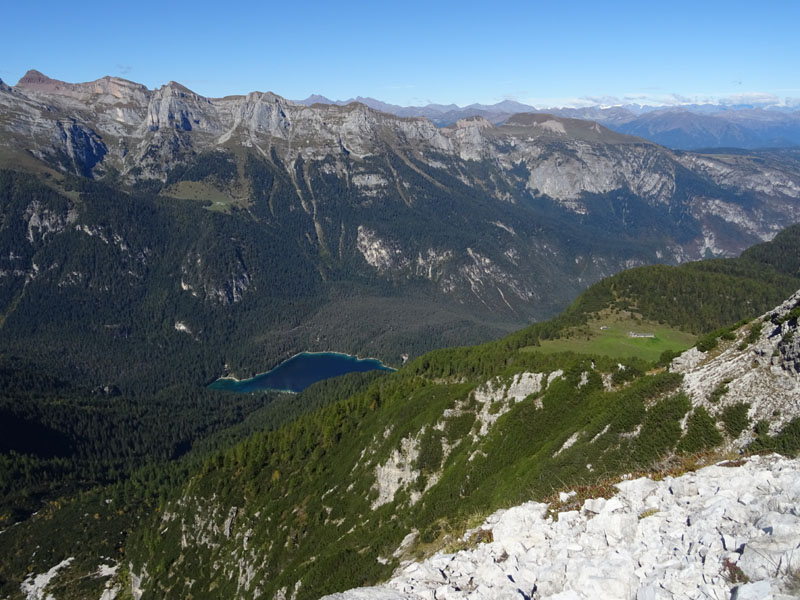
<box><xmin>2</xmin><ymin>70</ymin><xmax>800</xmax><ymax>386</ymax></box>
<box><xmin>298</xmin><ymin>93</ymin><xmax>800</xmax><ymax>150</ymax></box>
<box><xmin>2</xmin><ymin>69</ymin><xmax>800</xmax><ymax>383</ymax></box>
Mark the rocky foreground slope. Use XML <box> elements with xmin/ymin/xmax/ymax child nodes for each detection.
<box><xmin>324</xmin><ymin>454</ymin><xmax>800</xmax><ymax>600</ymax></box>
<box><xmin>323</xmin><ymin>291</ymin><xmax>800</xmax><ymax>600</ymax></box>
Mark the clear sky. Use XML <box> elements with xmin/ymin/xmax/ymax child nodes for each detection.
<box><xmin>2</xmin><ymin>0</ymin><xmax>799</xmax><ymax>108</ymax></box>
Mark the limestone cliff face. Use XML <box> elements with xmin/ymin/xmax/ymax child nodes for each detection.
<box><xmin>3</xmin><ymin>70</ymin><xmax>800</xmax><ymax>262</ymax></box>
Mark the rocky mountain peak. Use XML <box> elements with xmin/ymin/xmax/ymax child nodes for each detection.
<box><xmin>162</xmin><ymin>80</ymin><xmax>198</xmax><ymax>95</ymax></box>
<box><xmin>17</xmin><ymin>68</ymin><xmax>53</xmax><ymax>84</ymax></box>
<box><xmin>16</xmin><ymin>69</ymin><xmax>66</xmax><ymax>91</ymax></box>
<box><xmin>14</xmin><ymin>69</ymin><xmax>151</xmax><ymax>108</ymax></box>
<box><xmin>303</xmin><ymin>93</ymin><xmax>335</xmax><ymax>105</ymax></box>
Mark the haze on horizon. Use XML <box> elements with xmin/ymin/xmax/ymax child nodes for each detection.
<box><xmin>2</xmin><ymin>0</ymin><xmax>799</xmax><ymax>109</ymax></box>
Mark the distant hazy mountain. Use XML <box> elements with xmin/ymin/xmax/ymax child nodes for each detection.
<box><xmin>297</xmin><ymin>94</ymin><xmax>537</xmax><ymax>125</ymax></box>
<box><xmin>565</xmin><ymin>107</ymin><xmax>800</xmax><ymax>150</ymax></box>
<box><xmin>297</xmin><ymin>93</ymin><xmax>800</xmax><ymax>149</ymax></box>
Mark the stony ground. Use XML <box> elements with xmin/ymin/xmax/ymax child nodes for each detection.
<box><xmin>324</xmin><ymin>454</ymin><xmax>800</xmax><ymax>600</ymax></box>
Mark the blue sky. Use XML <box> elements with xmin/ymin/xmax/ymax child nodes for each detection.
<box><xmin>2</xmin><ymin>0</ymin><xmax>799</xmax><ymax>108</ymax></box>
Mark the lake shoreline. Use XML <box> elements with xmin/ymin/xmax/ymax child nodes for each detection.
<box><xmin>210</xmin><ymin>351</ymin><xmax>396</xmax><ymax>394</ymax></box>
<box><xmin>216</xmin><ymin>350</ymin><xmax>398</xmax><ymax>382</ymax></box>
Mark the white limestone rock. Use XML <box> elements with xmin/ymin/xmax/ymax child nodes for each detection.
<box><xmin>371</xmin><ymin>434</ymin><xmax>422</xmax><ymax>509</ymax></box>
<box><xmin>731</xmin><ymin>580</ymin><xmax>773</xmax><ymax>600</ymax></box>
<box><xmin>672</xmin><ymin>288</ymin><xmax>800</xmax><ymax>443</ymax></box>
<box><xmin>324</xmin><ymin>455</ymin><xmax>800</xmax><ymax>600</ymax></box>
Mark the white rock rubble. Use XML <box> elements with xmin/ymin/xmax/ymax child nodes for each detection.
<box><xmin>323</xmin><ymin>454</ymin><xmax>800</xmax><ymax>600</ymax></box>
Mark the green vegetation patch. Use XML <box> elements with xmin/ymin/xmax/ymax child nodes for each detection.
<box><xmin>164</xmin><ymin>180</ymin><xmax>249</xmax><ymax>213</ymax></box>
<box><xmin>522</xmin><ymin>312</ymin><xmax>696</xmax><ymax>362</ymax></box>
<box><xmin>708</xmin><ymin>380</ymin><xmax>731</xmax><ymax>404</ymax></box>
<box><xmin>738</xmin><ymin>322</ymin><xmax>764</xmax><ymax>350</ymax></box>
<box><xmin>443</xmin><ymin>413</ymin><xmax>477</xmax><ymax>442</ymax></box>
<box><xmin>749</xmin><ymin>417</ymin><xmax>800</xmax><ymax>455</ymax></box>
<box><xmin>630</xmin><ymin>393</ymin><xmax>691</xmax><ymax>466</ymax></box>
<box><xmin>696</xmin><ymin>321</ymin><xmax>744</xmax><ymax>353</ymax></box>
<box><xmin>720</xmin><ymin>403</ymin><xmax>751</xmax><ymax>439</ymax></box>
<box><xmin>678</xmin><ymin>407</ymin><xmax>723</xmax><ymax>453</ymax></box>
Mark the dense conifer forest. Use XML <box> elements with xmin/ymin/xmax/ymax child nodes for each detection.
<box><xmin>1</xmin><ymin>151</ymin><xmax>800</xmax><ymax>597</ymax></box>
<box><xmin>1</xmin><ymin>208</ymin><xmax>798</xmax><ymax>597</ymax></box>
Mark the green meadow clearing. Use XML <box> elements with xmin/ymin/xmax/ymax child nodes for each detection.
<box><xmin>165</xmin><ymin>180</ymin><xmax>250</xmax><ymax>212</ymax></box>
<box><xmin>522</xmin><ymin>312</ymin><xmax>697</xmax><ymax>362</ymax></box>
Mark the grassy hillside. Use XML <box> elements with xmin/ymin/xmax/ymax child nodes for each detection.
<box><xmin>524</xmin><ymin>311</ymin><xmax>696</xmax><ymax>361</ymax></box>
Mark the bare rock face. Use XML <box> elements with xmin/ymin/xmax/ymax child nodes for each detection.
<box><xmin>179</xmin><ymin>250</ymin><xmax>252</xmax><ymax>305</ymax></box>
<box><xmin>23</xmin><ymin>198</ymin><xmax>77</xmax><ymax>243</ymax></box>
<box><xmin>371</xmin><ymin>434</ymin><xmax>422</xmax><ymax>509</ymax></box>
<box><xmin>672</xmin><ymin>289</ymin><xmax>800</xmax><ymax>441</ymax></box>
<box><xmin>677</xmin><ymin>152</ymin><xmax>800</xmax><ymax>199</ymax></box>
<box><xmin>470</xmin><ymin>371</ymin><xmax>557</xmax><ymax>437</ymax></box>
<box><xmin>777</xmin><ymin>328</ymin><xmax>800</xmax><ymax>376</ymax></box>
<box><xmin>766</xmin><ymin>294</ymin><xmax>800</xmax><ymax>377</ymax></box>
<box><xmin>54</xmin><ymin>119</ymin><xmax>108</xmax><ymax>176</ymax></box>
<box><xmin>356</xmin><ymin>226</ymin><xmax>409</xmax><ymax>273</ymax></box>
<box><xmin>324</xmin><ymin>454</ymin><xmax>800</xmax><ymax>600</ymax></box>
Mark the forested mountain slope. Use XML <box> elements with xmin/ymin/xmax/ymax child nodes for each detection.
<box><xmin>3</xmin><ymin>72</ymin><xmax>800</xmax><ymax>387</ymax></box>
<box><xmin>117</xmin><ymin>228</ymin><xmax>798</xmax><ymax>599</ymax></box>
<box><xmin>1</xmin><ymin>224</ymin><xmax>799</xmax><ymax>599</ymax></box>
<box><xmin>124</xmin><ymin>285</ymin><xmax>800</xmax><ymax>600</ymax></box>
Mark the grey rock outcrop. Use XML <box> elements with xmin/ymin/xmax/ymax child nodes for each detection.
<box><xmin>673</xmin><ymin>288</ymin><xmax>800</xmax><ymax>440</ymax></box>
<box><xmin>324</xmin><ymin>454</ymin><xmax>800</xmax><ymax>600</ymax></box>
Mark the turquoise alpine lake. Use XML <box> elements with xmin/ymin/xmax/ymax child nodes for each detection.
<box><xmin>209</xmin><ymin>352</ymin><xmax>395</xmax><ymax>393</ymax></box>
